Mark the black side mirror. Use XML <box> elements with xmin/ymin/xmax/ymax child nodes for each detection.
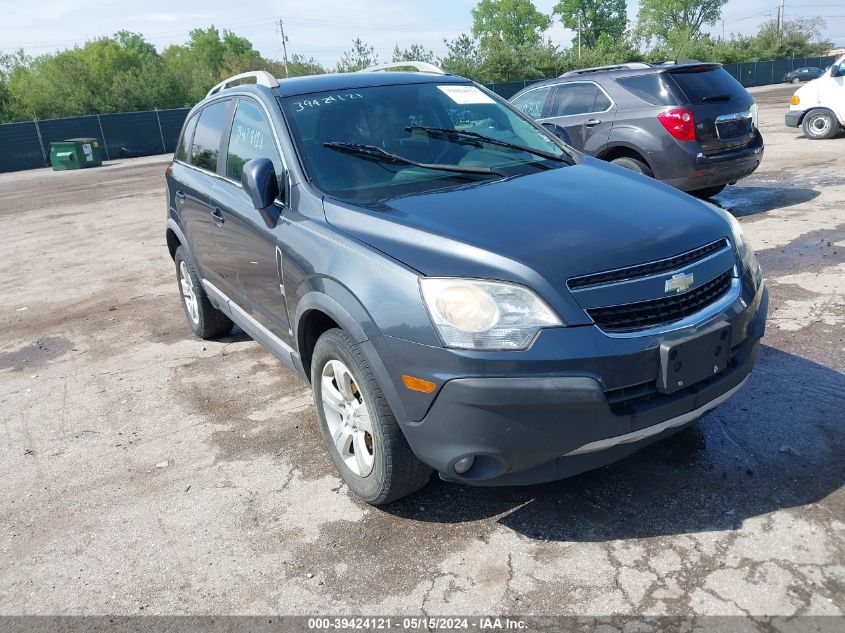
<box><xmin>242</xmin><ymin>157</ymin><xmax>280</xmax><ymax>209</ymax></box>
<box><xmin>541</xmin><ymin>122</ymin><xmax>572</xmax><ymax>146</ymax></box>
<box><xmin>242</xmin><ymin>157</ymin><xmax>285</xmax><ymax>227</ymax></box>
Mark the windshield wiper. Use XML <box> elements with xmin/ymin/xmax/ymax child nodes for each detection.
<box><xmin>405</xmin><ymin>126</ymin><xmax>573</xmax><ymax>164</ymax></box>
<box><xmin>323</xmin><ymin>142</ymin><xmax>505</xmax><ymax>176</ymax></box>
<box><xmin>701</xmin><ymin>93</ymin><xmax>732</xmax><ymax>102</ymax></box>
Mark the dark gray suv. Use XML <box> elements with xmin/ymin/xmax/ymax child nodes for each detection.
<box><xmin>166</xmin><ymin>65</ymin><xmax>768</xmax><ymax>504</ymax></box>
<box><xmin>511</xmin><ymin>62</ymin><xmax>764</xmax><ymax>199</ymax></box>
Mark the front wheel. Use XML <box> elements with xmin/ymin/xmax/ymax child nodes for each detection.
<box><xmin>689</xmin><ymin>184</ymin><xmax>727</xmax><ymax>199</ymax></box>
<box><xmin>791</xmin><ymin>77</ymin><xmax>801</xmax><ymax>84</ymax></box>
<box><xmin>802</xmin><ymin>109</ymin><xmax>840</xmax><ymax>140</ymax></box>
<box><xmin>311</xmin><ymin>328</ymin><xmax>432</xmax><ymax>505</ymax></box>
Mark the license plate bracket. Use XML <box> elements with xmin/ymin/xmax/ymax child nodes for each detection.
<box><xmin>658</xmin><ymin>323</ymin><xmax>732</xmax><ymax>394</ymax></box>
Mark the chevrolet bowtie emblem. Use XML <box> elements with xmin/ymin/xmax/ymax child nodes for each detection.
<box><xmin>665</xmin><ymin>272</ymin><xmax>694</xmax><ymax>294</ymax></box>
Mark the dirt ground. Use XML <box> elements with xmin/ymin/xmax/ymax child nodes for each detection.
<box><xmin>0</xmin><ymin>83</ymin><xmax>842</xmax><ymax>617</ymax></box>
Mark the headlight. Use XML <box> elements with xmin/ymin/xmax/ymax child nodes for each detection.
<box><xmin>419</xmin><ymin>278</ymin><xmax>563</xmax><ymax>350</ymax></box>
<box><xmin>749</xmin><ymin>103</ymin><xmax>758</xmax><ymax>129</ymax></box>
<box><xmin>701</xmin><ymin>200</ymin><xmax>758</xmax><ymax>274</ymax></box>
<box><xmin>708</xmin><ymin>204</ymin><xmax>757</xmax><ymax>273</ymax></box>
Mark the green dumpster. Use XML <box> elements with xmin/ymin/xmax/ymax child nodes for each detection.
<box><xmin>49</xmin><ymin>138</ymin><xmax>103</xmax><ymax>170</ymax></box>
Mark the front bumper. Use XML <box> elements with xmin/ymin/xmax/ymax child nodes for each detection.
<box><xmin>367</xmin><ymin>267</ymin><xmax>767</xmax><ymax>486</ymax></box>
<box><xmin>785</xmin><ymin>110</ymin><xmax>803</xmax><ymax>128</ymax></box>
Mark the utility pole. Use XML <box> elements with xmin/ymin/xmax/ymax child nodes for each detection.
<box><xmin>278</xmin><ymin>18</ymin><xmax>290</xmax><ymax>77</ymax></box>
<box><xmin>778</xmin><ymin>0</ymin><xmax>785</xmax><ymax>41</ymax></box>
<box><xmin>577</xmin><ymin>13</ymin><xmax>582</xmax><ymax>61</ymax></box>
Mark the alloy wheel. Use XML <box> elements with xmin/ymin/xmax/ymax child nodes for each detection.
<box><xmin>320</xmin><ymin>359</ymin><xmax>375</xmax><ymax>477</ymax></box>
<box><xmin>179</xmin><ymin>260</ymin><xmax>199</xmax><ymax>325</ymax></box>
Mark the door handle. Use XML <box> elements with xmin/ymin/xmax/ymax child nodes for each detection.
<box><xmin>584</xmin><ymin>118</ymin><xmax>602</xmax><ymax>127</ymax></box>
<box><xmin>175</xmin><ymin>190</ymin><xmax>186</xmax><ymax>202</ymax></box>
<box><xmin>210</xmin><ymin>208</ymin><xmax>225</xmax><ymax>225</ymax></box>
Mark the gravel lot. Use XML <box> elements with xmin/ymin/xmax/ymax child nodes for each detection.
<box><xmin>0</xmin><ymin>83</ymin><xmax>842</xmax><ymax>617</ymax></box>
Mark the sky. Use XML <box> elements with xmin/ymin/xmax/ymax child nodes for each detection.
<box><xmin>1</xmin><ymin>0</ymin><xmax>843</xmax><ymax>67</ymax></box>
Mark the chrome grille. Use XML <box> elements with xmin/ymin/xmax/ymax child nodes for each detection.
<box><xmin>587</xmin><ymin>270</ymin><xmax>733</xmax><ymax>333</ymax></box>
<box><xmin>567</xmin><ymin>238</ymin><xmax>729</xmax><ymax>290</ymax></box>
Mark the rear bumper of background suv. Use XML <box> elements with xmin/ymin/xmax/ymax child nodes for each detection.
<box><xmin>658</xmin><ymin>130</ymin><xmax>764</xmax><ymax>192</ymax></box>
<box><xmin>370</xmin><ymin>266</ymin><xmax>767</xmax><ymax>487</ymax></box>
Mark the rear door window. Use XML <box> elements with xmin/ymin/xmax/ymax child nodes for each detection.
<box><xmin>616</xmin><ymin>74</ymin><xmax>683</xmax><ymax>106</ymax></box>
<box><xmin>668</xmin><ymin>67</ymin><xmax>748</xmax><ymax>104</ymax></box>
<box><xmin>226</xmin><ymin>99</ymin><xmax>285</xmax><ymax>191</ymax></box>
<box><xmin>550</xmin><ymin>83</ymin><xmax>610</xmax><ymax>117</ymax></box>
<box><xmin>191</xmin><ymin>100</ymin><xmax>231</xmax><ymax>172</ymax></box>
<box><xmin>511</xmin><ymin>85</ymin><xmax>553</xmax><ymax>118</ymax></box>
<box><xmin>175</xmin><ymin>114</ymin><xmax>198</xmax><ymax>162</ymax></box>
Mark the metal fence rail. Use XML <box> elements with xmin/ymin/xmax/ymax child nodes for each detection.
<box><xmin>485</xmin><ymin>55</ymin><xmax>839</xmax><ymax>99</ymax></box>
<box><xmin>0</xmin><ymin>107</ymin><xmax>190</xmax><ymax>173</ymax></box>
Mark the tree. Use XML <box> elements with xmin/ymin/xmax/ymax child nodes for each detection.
<box><xmin>439</xmin><ymin>34</ymin><xmax>484</xmax><ymax>80</ymax></box>
<box><xmin>471</xmin><ymin>0</ymin><xmax>552</xmax><ymax>49</ymax></box>
<box><xmin>637</xmin><ymin>0</ymin><xmax>727</xmax><ymax>46</ymax></box>
<box><xmin>553</xmin><ymin>0</ymin><xmax>627</xmax><ymax>48</ymax></box>
<box><xmin>286</xmin><ymin>54</ymin><xmax>326</xmax><ymax>77</ymax></box>
<box><xmin>336</xmin><ymin>39</ymin><xmax>378</xmax><ymax>72</ymax></box>
<box><xmin>392</xmin><ymin>44</ymin><xmax>435</xmax><ymax>64</ymax></box>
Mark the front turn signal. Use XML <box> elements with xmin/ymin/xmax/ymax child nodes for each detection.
<box><xmin>402</xmin><ymin>374</ymin><xmax>437</xmax><ymax>393</ymax></box>
<box><xmin>790</xmin><ymin>95</ymin><xmax>801</xmax><ymax>105</ymax></box>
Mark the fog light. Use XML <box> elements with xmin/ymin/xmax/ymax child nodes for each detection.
<box><xmin>454</xmin><ymin>456</ymin><xmax>475</xmax><ymax>474</ymax></box>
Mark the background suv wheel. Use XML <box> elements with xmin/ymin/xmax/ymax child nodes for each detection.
<box><xmin>174</xmin><ymin>246</ymin><xmax>233</xmax><ymax>338</ymax></box>
<box><xmin>311</xmin><ymin>328</ymin><xmax>431</xmax><ymax>505</ymax></box>
<box><xmin>610</xmin><ymin>156</ymin><xmax>654</xmax><ymax>178</ymax></box>
<box><xmin>689</xmin><ymin>184</ymin><xmax>727</xmax><ymax>199</ymax></box>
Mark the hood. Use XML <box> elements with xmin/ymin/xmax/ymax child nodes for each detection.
<box><xmin>323</xmin><ymin>158</ymin><xmax>731</xmax><ymax>320</ymax></box>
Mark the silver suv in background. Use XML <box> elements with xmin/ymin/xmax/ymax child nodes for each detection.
<box><xmin>511</xmin><ymin>62</ymin><xmax>764</xmax><ymax>199</ymax></box>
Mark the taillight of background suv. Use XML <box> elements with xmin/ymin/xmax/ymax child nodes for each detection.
<box><xmin>657</xmin><ymin>109</ymin><xmax>697</xmax><ymax>141</ymax></box>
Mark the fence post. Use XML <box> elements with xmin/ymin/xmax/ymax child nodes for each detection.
<box><xmin>96</xmin><ymin>114</ymin><xmax>110</xmax><ymax>161</ymax></box>
<box><xmin>32</xmin><ymin>113</ymin><xmax>47</xmax><ymax>167</ymax></box>
<box><xmin>154</xmin><ymin>107</ymin><xmax>167</xmax><ymax>154</ymax></box>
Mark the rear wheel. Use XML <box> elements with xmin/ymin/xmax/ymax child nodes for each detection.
<box><xmin>802</xmin><ymin>109</ymin><xmax>840</xmax><ymax>140</ymax></box>
<box><xmin>689</xmin><ymin>184</ymin><xmax>727</xmax><ymax>199</ymax></box>
<box><xmin>174</xmin><ymin>246</ymin><xmax>233</xmax><ymax>338</ymax></box>
<box><xmin>311</xmin><ymin>328</ymin><xmax>432</xmax><ymax>505</ymax></box>
<box><xmin>610</xmin><ymin>156</ymin><xmax>654</xmax><ymax>178</ymax></box>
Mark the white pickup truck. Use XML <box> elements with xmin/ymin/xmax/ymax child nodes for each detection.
<box><xmin>785</xmin><ymin>53</ymin><xmax>845</xmax><ymax>140</ymax></box>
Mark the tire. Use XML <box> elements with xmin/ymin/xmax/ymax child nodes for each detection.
<box><xmin>689</xmin><ymin>184</ymin><xmax>727</xmax><ymax>199</ymax></box>
<box><xmin>791</xmin><ymin>77</ymin><xmax>801</xmax><ymax>84</ymax></box>
<box><xmin>802</xmin><ymin>108</ymin><xmax>840</xmax><ymax>140</ymax></box>
<box><xmin>610</xmin><ymin>156</ymin><xmax>654</xmax><ymax>178</ymax></box>
<box><xmin>174</xmin><ymin>246</ymin><xmax>233</xmax><ymax>338</ymax></box>
<box><xmin>311</xmin><ymin>328</ymin><xmax>432</xmax><ymax>505</ymax></box>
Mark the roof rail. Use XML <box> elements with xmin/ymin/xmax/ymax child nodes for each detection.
<box><xmin>361</xmin><ymin>61</ymin><xmax>446</xmax><ymax>75</ymax></box>
<box><xmin>559</xmin><ymin>62</ymin><xmax>651</xmax><ymax>77</ymax></box>
<box><xmin>206</xmin><ymin>70</ymin><xmax>278</xmax><ymax>98</ymax></box>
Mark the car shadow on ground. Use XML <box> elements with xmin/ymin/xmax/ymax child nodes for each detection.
<box><xmin>381</xmin><ymin>345</ymin><xmax>845</xmax><ymax>542</ymax></box>
<box><xmin>711</xmin><ymin>185</ymin><xmax>820</xmax><ymax>217</ymax></box>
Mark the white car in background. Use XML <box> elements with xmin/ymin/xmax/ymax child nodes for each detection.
<box><xmin>785</xmin><ymin>53</ymin><xmax>845</xmax><ymax>139</ymax></box>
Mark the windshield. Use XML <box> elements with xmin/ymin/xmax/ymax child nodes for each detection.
<box><xmin>280</xmin><ymin>82</ymin><xmax>569</xmax><ymax>201</ymax></box>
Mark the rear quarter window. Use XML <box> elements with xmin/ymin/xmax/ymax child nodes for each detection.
<box><xmin>191</xmin><ymin>100</ymin><xmax>231</xmax><ymax>172</ymax></box>
<box><xmin>615</xmin><ymin>74</ymin><xmax>682</xmax><ymax>106</ymax></box>
<box><xmin>667</xmin><ymin>67</ymin><xmax>749</xmax><ymax>104</ymax></box>
<box><xmin>175</xmin><ymin>114</ymin><xmax>198</xmax><ymax>162</ymax></box>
